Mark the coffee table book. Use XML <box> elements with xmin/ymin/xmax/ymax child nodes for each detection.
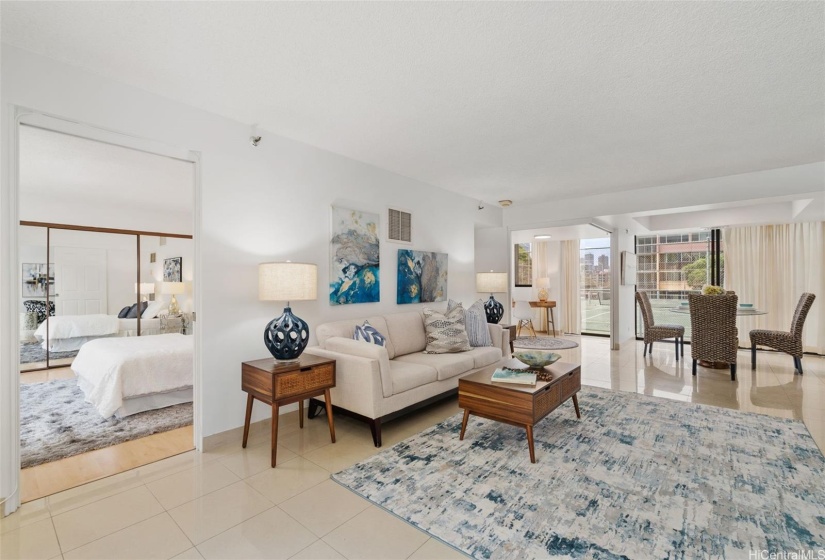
<box><xmin>491</xmin><ymin>368</ymin><xmax>537</xmax><ymax>386</ymax></box>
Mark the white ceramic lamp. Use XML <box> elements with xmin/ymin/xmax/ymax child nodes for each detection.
<box><xmin>476</xmin><ymin>272</ymin><xmax>508</xmax><ymax>324</ymax></box>
<box><xmin>259</xmin><ymin>262</ymin><xmax>317</xmax><ymax>362</ymax></box>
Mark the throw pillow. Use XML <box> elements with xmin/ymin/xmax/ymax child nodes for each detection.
<box><xmin>466</xmin><ymin>299</ymin><xmax>493</xmax><ymax>347</ymax></box>
<box><xmin>125</xmin><ymin>301</ymin><xmax>148</xmax><ymax>319</ymax></box>
<box><xmin>353</xmin><ymin>320</ymin><xmax>386</xmax><ymax>346</ymax></box>
<box><xmin>141</xmin><ymin>300</ymin><xmax>166</xmax><ymax>319</ymax></box>
<box><xmin>423</xmin><ymin>305</ymin><xmax>471</xmax><ymax>354</ymax></box>
<box><xmin>117</xmin><ymin>306</ymin><xmax>132</xmax><ymax>318</ymax></box>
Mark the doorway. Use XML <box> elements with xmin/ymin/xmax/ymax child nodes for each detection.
<box><xmin>11</xmin><ymin>114</ymin><xmax>200</xmax><ymax>505</ymax></box>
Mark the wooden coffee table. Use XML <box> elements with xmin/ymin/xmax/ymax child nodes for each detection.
<box><xmin>458</xmin><ymin>359</ymin><xmax>581</xmax><ymax>463</ymax></box>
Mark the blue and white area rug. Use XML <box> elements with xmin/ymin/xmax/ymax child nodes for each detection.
<box><xmin>332</xmin><ymin>387</ymin><xmax>825</xmax><ymax>559</ymax></box>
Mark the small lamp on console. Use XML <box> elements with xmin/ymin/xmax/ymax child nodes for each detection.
<box><xmin>476</xmin><ymin>271</ymin><xmax>508</xmax><ymax>324</ymax></box>
<box><xmin>259</xmin><ymin>262</ymin><xmax>317</xmax><ymax>362</ymax></box>
<box><xmin>162</xmin><ymin>282</ymin><xmax>185</xmax><ymax>315</ymax></box>
<box><xmin>536</xmin><ymin>277</ymin><xmax>550</xmax><ymax>302</ymax></box>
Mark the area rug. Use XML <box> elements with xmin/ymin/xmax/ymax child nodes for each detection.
<box><xmin>20</xmin><ymin>341</ymin><xmax>78</xmax><ymax>364</ymax></box>
<box><xmin>512</xmin><ymin>336</ymin><xmax>578</xmax><ymax>350</ymax></box>
<box><xmin>332</xmin><ymin>387</ymin><xmax>825</xmax><ymax>559</ymax></box>
<box><xmin>20</xmin><ymin>379</ymin><xmax>192</xmax><ymax>468</ymax></box>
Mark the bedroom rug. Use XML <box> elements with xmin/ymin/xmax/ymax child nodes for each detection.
<box><xmin>19</xmin><ymin>341</ymin><xmax>78</xmax><ymax>364</ymax></box>
<box><xmin>512</xmin><ymin>336</ymin><xmax>578</xmax><ymax>350</ymax></box>
<box><xmin>332</xmin><ymin>387</ymin><xmax>825</xmax><ymax>559</ymax></box>
<box><xmin>20</xmin><ymin>379</ymin><xmax>192</xmax><ymax>468</ymax></box>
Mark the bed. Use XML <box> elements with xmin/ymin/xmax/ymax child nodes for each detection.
<box><xmin>71</xmin><ymin>333</ymin><xmax>193</xmax><ymax>418</ymax></box>
<box><xmin>33</xmin><ymin>314</ymin><xmax>170</xmax><ymax>352</ymax></box>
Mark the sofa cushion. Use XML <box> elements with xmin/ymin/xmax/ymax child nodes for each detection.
<box><xmin>388</xmin><ymin>361</ymin><xmax>438</xmax><ymax>395</ymax></box>
<box><xmin>465</xmin><ymin>299</ymin><xmax>493</xmax><ymax>347</ymax></box>
<box><xmin>394</xmin><ymin>352</ymin><xmax>475</xmax><ymax>381</ymax></box>
<box><xmin>423</xmin><ymin>306</ymin><xmax>471</xmax><ymax>354</ymax></box>
<box><xmin>464</xmin><ymin>346</ymin><xmax>502</xmax><ymax>369</ymax></box>
<box><xmin>384</xmin><ymin>312</ymin><xmax>427</xmax><ymax>356</ymax></box>
<box><xmin>317</xmin><ymin>316</ymin><xmax>396</xmax><ymax>358</ymax></box>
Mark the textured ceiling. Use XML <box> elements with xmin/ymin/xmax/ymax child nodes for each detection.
<box><xmin>20</xmin><ymin>126</ymin><xmax>194</xmax><ymax>214</ymax></box>
<box><xmin>3</xmin><ymin>2</ymin><xmax>823</xmax><ymax>205</ymax></box>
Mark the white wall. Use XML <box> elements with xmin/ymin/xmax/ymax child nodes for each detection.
<box><xmin>0</xmin><ymin>45</ymin><xmax>504</xmax><ymax>471</ymax></box>
<box><xmin>473</xmin><ymin>226</ymin><xmax>510</xmax><ymax>323</ymax></box>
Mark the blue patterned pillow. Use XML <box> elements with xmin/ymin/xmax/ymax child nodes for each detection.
<box><xmin>353</xmin><ymin>320</ymin><xmax>386</xmax><ymax>346</ymax></box>
<box><xmin>466</xmin><ymin>299</ymin><xmax>493</xmax><ymax>347</ymax></box>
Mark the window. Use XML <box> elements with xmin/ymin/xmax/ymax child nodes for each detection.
<box><xmin>514</xmin><ymin>243</ymin><xmax>532</xmax><ymax>286</ymax></box>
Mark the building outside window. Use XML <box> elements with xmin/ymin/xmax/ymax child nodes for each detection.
<box><xmin>635</xmin><ymin>230</ymin><xmax>724</xmax><ymax>340</ymax></box>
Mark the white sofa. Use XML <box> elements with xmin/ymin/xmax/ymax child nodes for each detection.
<box><xmin>303</xmin><ymin>311</ymin><xmax>510</xmax><ymax>446</ymax></box>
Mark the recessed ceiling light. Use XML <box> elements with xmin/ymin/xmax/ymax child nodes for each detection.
<box><xmin>534</xmin><ymin>234</ymin><xmax>552</xmax><ymax>239</ymax></box>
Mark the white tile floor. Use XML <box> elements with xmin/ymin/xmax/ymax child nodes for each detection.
<box><xmin>2</xmin><ymin>337</ymin><xmax>824</xmax><ymax>559</ymax></box>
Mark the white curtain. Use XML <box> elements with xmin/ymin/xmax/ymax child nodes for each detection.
<box><xmin>560</xmin><ymin>240</ymin><xmax>581</xmax><ymax>334</ymax></box>
<box><xmin>724</xmin><ymin>222</ymin><xmax>825</xmax><ymax>354</ymax></box>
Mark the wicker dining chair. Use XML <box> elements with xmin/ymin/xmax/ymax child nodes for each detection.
<box><xmin>635</xmin><ymin>291</ymin><xmax>684</xmax><ymax>360</ymax></box>
<box><xmin>750</xmin><ymin>293</ymin><xmax>816</xmax><ymax>374</ymax></box>
<box><xmin>689</xmin><ymin>293</ymin><xmax>738</xmax><ymax>380</ymax></box>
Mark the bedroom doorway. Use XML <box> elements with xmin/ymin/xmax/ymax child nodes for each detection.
<box><xmin>14</xmin><ymin>121</ymin><xmax>198</xmax><ymax>503</ymax></box>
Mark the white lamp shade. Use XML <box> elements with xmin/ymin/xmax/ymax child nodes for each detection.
<box><xmin>161</xmin><ymin>282</ymin><xmax>185</xmax><ymax>295</ymax></box>
<box><xmin>134</xmin><ymin>282</ymin><xmax>155</xmax><ymax>294</ymax></box>
<box><xmin>476</xmin><ymin>272</ymin><xmax>508</xmax><ymax>293</ymax></box>
<box><xmin>259</xmin><ymin>262</ymin><xmax>317</xmax><ymax>302</ymax></box>
<box><xmin>536</xmin><ymin>277</ymin><xmax>550</xmax><ymax>289</ymax></box>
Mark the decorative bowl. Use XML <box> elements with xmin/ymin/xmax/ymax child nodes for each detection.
<box><xmin>739</xmin><ymin>303</ymin><xmax>754</xmax><ymax>308</ymax></box>
<box><xmin>513</xmin><ymin>351</ymin><xmax>562</xmax><ymax>368</ymax></box>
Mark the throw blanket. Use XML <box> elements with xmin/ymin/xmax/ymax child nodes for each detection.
<box><xmin>72</xmin><ymin>334</ymin><xmax>193</xmax><ymax>418</ymax></box>
<box><xmin>34</xmin><ymin>314</ymin><xmax>119</xmax><ymax>341</ymax></box>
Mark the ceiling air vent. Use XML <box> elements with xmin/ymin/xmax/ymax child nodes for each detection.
<box><xmin>388</xmin><ymin>208</ymin><xmax>412</xmax><ymax>243</ymax></box>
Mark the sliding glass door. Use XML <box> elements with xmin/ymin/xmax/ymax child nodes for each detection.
<box><xmin>580</xmin><ymin>237</ymin><xmax>611</xmax><ymax>335</ymax></box>
<box><xmin>635</xmin><ymin>229</ymin><xmax>724</xmax><ymax>341</ymax></box>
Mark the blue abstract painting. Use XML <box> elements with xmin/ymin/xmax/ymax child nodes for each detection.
<box><xmin>397</xmin><ymin>249</ymin><xmax>448</xmax><ymax>304</ymax></box>
<box><xmin>330</xmin><ymin>207</ymin><xmax>380</xmax><ymax>305</ymax></box>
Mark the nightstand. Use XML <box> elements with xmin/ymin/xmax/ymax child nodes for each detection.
<box><xmin>241</xmin><ymin>354</ymin><xmax>336</xmax><ymax>467</ymax></box>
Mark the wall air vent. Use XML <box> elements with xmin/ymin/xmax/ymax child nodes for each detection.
<box><xmin>388</xmin><ymin>208</ymin><xmax>412</xmax><ymax>243</ymax></box>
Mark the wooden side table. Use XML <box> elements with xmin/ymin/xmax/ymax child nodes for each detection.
<box><xmin>499</xmin><ymin>324</ymin><xmax>517</xmax><ymax>353</ymax></box>
<box><xmin>241</xmin><ymin>354</ymin><xmax>336</xmax><ymax>467</ymax></box>
<box><xmin>529</xmin><ymin>300</ymin><xmax>557</xmax><ymax>336</ymax></box>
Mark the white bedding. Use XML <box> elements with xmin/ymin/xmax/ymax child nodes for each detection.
<box><xmin>34</xmin><ymin>315</ymin><xmax>164</xmax><ymax>351</ymax></box>
<box><xmin>72</xmin><ymin>334</ymin><xmax>193</xmax><ymax>418</ymax></box>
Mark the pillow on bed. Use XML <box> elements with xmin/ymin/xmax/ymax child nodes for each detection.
<box><xmin>141</xmin><ymin>300</ymin><xmax>166</xmax><ymax>319</ymax></box>
<box><xmin>117</xmin><ymin>306</ymin><xmax>132</xmax><ymax>318</ymax></box>
<box><xmin>125</xmin><ymin>302</ymin><xmax>148</xmax><ymax>319</ymax></box>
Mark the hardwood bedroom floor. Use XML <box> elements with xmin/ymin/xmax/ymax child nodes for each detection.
<box><xmin>19</xmin><ymin>367</ymin><xmax>195</xmax><ymax>503</ymax></box>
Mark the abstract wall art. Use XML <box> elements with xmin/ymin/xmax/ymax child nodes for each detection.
<box><xmin>397</xmin><ymin>249</ymin><xmax>448</xmax><ymax>304</ymax></box>
<box><xmin>163</xmin><ymin>257</ymin><xmax>182</xmax><ymax>282</ymax></box>
<box><xmin>22</xmin><ymin>263</ymin><xmax>55</xmax><ymax>298</ymax></box>
<box><xmin>330</xmin><ymin>206</ymin><xmax>380</xmax><ymax>305</ymax></box>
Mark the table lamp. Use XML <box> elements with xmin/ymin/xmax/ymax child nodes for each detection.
<box><xmin>476</xmin><ymin>272</ymin><xmax>508</xmax><ymax>324</ymax></box>
<box><xmin>536</xmin><ymin>277</ymin><xmax>550</xmax><ymax>301</ymax></box>
<box><xmin>259</xmin><ymin>262</ymin><xmax>317</xmax><ymax>362</ymax></box>
<box><xmin>162</xmin><ymin>282</ymin><xmax>185</xmax><ymax>315</ymax></box>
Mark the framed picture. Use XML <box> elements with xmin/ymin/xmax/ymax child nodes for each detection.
<box><xmin>22</xmin><ymin>263</ymin><xmax>55</xmax><ymax>298</ymax></box>
<box><xmin>621</xmin><ymin>251</ymin><xmax>637</xmax><ymax>286</ymax></box>
<box><xmin>163</xmin><ymin>257</ymin><xmax>182</xmax><ymax>282</ymax></box>
<box><xmin>329</xmin><ymin>206</ymin><xmax>380</xmax><ymax>305</ymax></box>
<box><xmin>397</xmin><ymin>249</ymin><xmax>448</xmax><ymax>304</ymax></box>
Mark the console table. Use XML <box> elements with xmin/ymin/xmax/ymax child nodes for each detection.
<box><xmin>241</xmin><ymin>354</ymin><xmax>336</xmax><ymax>467</ymax></box>
<box><xmin>529</xmin><ymin>300</ymin><xmax>557</xmax><ymax>336</ymax></box>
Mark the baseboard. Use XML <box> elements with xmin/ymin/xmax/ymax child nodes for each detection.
<box><xmin>202</xmin><ymin>402</ymin><xmax>300</xmax><ymax>451</ymax></box>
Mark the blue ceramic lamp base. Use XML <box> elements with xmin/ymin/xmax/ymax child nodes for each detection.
<box><xmin>484</xmin><ymin>295</ymin><xmax>504</xmax><ymax>324</ymax></box>
<box><xmin>264</xmin><ymin>306</ymin><xmax>310</xmax><ymax>362</ymax></box>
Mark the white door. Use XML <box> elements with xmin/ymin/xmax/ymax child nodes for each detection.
<box><xmin>53</xmin><ymin>246</ymin><xmax>107</xmax><ymax>315</ymax></box>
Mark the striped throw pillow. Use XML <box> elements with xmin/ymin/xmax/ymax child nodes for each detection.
<box><xmin>423</xmin><ymin>305</ymin><xmax>471</xmax><ymax>354</ymax></box>
<box><xmin>466</xmin><ymin>299</ymin><xmax>493</xmax><ymax>347</ymax></box>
